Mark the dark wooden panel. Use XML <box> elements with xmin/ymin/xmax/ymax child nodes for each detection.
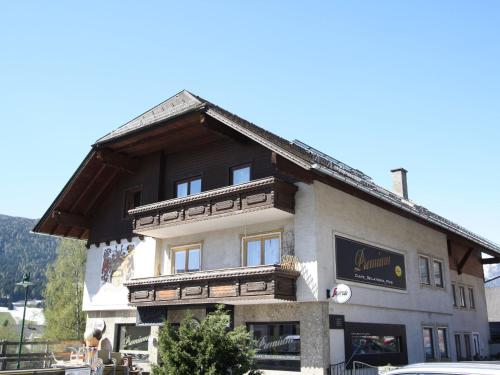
<box><xmin>209</xmin><ymin>284</ymin><xmax>238</xmax><ymax>298</ymax></box>
<box><xmin>130</xmin><ymin>177</ymin><xmax>297</xmax><ymax>233</ymax></box>
<box><xmin>88</xmin><ymin>152</ymin><xmax>161</xmax><ymax>245</ymax></box>
<box><xmin>131</xmin><ymin>289</ymin><xmax>155</xmax><ymax>303</ymax></box>
<box><xmin>163</xmin><ymin>138</ymin><xmax>275</xmax><ymax>200</ymax></box>
<box><xmin>157</xmin><ymin>288</ymin><xmax>180</xmax><ymax>301</ymax></box>
<box><xmin>125</xmin><ymin>265</ymin><xmax>300</xmax><ymax>306</ymax></box>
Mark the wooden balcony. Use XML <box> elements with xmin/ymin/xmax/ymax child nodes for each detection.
<box><xmin>125</xmin><ymin>265</ymin><xmax>300</xmax><ymax>306</ymax></box>
<box><xmin>129</xmin><ymin>177</ymin><xmax>298</xmax><ymax>238</ymax></box>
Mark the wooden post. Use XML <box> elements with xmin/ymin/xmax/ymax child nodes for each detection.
<box><xmin>43</xmin><ymin>341</ymin><xmax>49</xmax><ymax>368</ymax></box>
<box><xmin>0</xmin><ymin>340</ymin><xmax>7</xmax><ymax>371</ymax></box>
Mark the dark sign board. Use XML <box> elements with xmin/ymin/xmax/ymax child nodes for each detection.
<box><xmin>335</xmin><ymin>236</ymin><xmax>406</xmax><ymax>290</ymax></box>
<box><xmin>136</xmin><ymin>306</ymin><xmax>167</xmax><ymax>326</ymax></box>
<box><xmin>329</xmin><ymin>314</ymin><xmax>345</xmax><ymax>329</ymax></box>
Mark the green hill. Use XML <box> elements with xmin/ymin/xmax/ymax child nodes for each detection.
<box><xmin>0</xmin><ymin>214</ymin><xmax>59</xmax><ymax>301</ymax></box>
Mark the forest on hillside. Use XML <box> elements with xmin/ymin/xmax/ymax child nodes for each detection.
<box><xmin>0</xmin><ymin>214</ymin><xmax>59</xmax><ymax>301</ymax></box>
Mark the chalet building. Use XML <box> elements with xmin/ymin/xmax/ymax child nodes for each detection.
<box><xmin>34</xmin><ymin>90</ymin><xmax>500</xmax><ymax>374</ymax></box>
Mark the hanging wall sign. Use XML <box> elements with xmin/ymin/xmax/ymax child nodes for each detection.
<box><xmin>331</xmin><ymin>284</ymin><xmax>352</xmax><ymax>304</ymax></box>
<box><xmin>335</xmin><ymin>236</ymin><xmax>406</xmax><ymax>290</ymax></box>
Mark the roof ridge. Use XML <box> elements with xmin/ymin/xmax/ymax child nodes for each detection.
<box><xmin>95</xmin><ymin>89</ymin><xmax>203</xmax><ymax>144</ymax></box>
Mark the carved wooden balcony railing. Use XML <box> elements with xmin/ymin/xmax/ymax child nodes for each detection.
<box><xmin>125</xmin><ymin>265</ymin><xmax>300</xmax><ymax>306</ymax></box>
<box><xmin>129</xmin><ymin>177</ymin><xmax>297</xmax><ymax>234</ymax></box>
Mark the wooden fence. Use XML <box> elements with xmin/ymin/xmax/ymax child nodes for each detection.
<box><xmin>0</xmin><ymin>340</ymin><xmax>79</xmax><ymax>371</ymax></box>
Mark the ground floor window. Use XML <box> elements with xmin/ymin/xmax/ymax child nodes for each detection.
<box><xmin>454</xmin><ymin>334</ymin><xmax>462</xmax><ymax>360</ymax></box>
<box><xmin>437</xmin><ymin>328</ymin><xmax>449</xmax><ymax>359</ymax></box>
<box><xmin>247</xmin><ymin>322</ymin><xmax>300</xmax><ymax>372</ymax></box>
<box><xmin>464</xmin><ymin>333</ymin><xmax>472</xmax><ymax>359</ymax></box>
<box><xmin>351</xmin><ymin>334</ymin><xmax>402</xmax><ymax>355</ymax></box>
<box><xmin>422</xmin><ymin>327</ymin><xmax>434</xmax><ymax>360</ymax></box>
<box><xmin>116</xmin><ymin>324</ymin><xmax>151</xmax><ymax>361</ymax></box>
<box><xmin>344</xmin><ymin>322</ymin><xmax>408</xmax><ymax>367</ymax></box>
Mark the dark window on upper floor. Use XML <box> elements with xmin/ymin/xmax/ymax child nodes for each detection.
<box><xmin>433</xmin><ymin>260</ymin><xmax>444</xmax><ymax>288</ymax></box>
<box><xmin>176</xmin><ymin>176</ymin><xmax>202</xmax><ymax>198</ymax></box>
<box><xmin>123</xmin><ymin>187</ymin><xmax>142</xmax><ymax>218</ymax></box>
<box><xmin>231</xmin><ymin>164</ymin><xmax>251</xmax><ymax>185</ymax></box>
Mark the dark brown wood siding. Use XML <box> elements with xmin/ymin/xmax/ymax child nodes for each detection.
<box><xmin>88</xmin><ymin>152</ymin><xmax>161</xmax><ymax>244</ymax></box>
<box><xmin>87</xmin><ymin>138</ymin><xmax>275</xmax><ymax>245</ymax></box>
<box><xmin>163</xmin><ymin>139</ymin><xmax>274</xmax><ymax>200</ymax></box>
<box><xmin>448</xmin><ymin>240</ymin><xmax>484</xmax><ymax>278</ymax></box>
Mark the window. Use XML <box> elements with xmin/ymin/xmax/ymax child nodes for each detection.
<box><xmin>171</xmin><ymin>244</ymin><xmax>201</xmax><ymax>273</ymax></box>
<box><xmin>351</xmin><ymin>335</ymin><xmax>402</xmax><ymax>354</ymax></box>
<box><xmin>243</xmin><ymin>233</ymin><xmax>281</xmax><ymax>267</ymax></box>
<box><xmin>116</xmin><ymin>324</ymin><xmax>151</xmax><ymax>354</ymax></box>
<box><xmin>123</xmin><ymin>187</ymin><xmax>142</xmax><ymax>218</ymax></box>
<box><xmin>437</xmin><ymin>328</ymin><xmax>449</xmax><ymax>359</ymax></box>
<box><xmin>433</xmin><ymin>260</ymin><xmax>444</xmax><ymax>288</ymax></box>
<box><xmin>454</xmin><ymin>334</ymin><xmax>462</xmax><ymax>360</ymax></box>
<box><xmin>464</xmin><ymin>334</ymin><xmax>472</xmax><ymax>359</ymax></box>
<box><xmin>458</xmin><ymin>286</ymin><xmax>467</xmax><ymax>308</ymax></box>
<box><xmin>247</xmin><ymin>322</ymin><xmax>300</xmax><ymax>372</ymax></box>
<box><xmin>468</xmin><ymin>287</ymin><xmax>475</xmax><ymax>309</ymax></box>
<box><xmin>176</xmin><ymin>177</ymin><xmax>202</xmax><ymax>198</ymax></box>
<box><xmin>231</xmin><ymin>164</ymin><xmax>251</xmax><ymax>185</ymax></box>
<box><xmin>419</xmin><ymin>256</ymin><xmax>430</xmax><ymax>285</ymax></box>
<box><xmin>451</xmin><ymin>284</ymin><xmax>457</xmax><ymax>307</ymax></box>
<box><xmin>422</xmin><ymin>327</ymin><xmax>434</xmax><ymax>360</ymax></box>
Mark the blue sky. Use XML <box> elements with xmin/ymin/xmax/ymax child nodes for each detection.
<box><xmin>1</xmin><ymin>2</ymin><xmax>499</xmax><ymax>264</ymax></box>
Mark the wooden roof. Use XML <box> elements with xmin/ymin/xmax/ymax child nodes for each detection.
<box><xmin>33</xmin><ymin>90</ymin><xmax>500</xmax><ymax>258</ymax></box>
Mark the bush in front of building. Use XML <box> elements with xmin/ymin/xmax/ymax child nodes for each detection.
<box><xmin>153</xmin><ymin>306</ymin><xmax>261</xmax><ymax>375</ymax></box>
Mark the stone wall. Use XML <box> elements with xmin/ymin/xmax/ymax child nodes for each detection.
<box><xmin>234</xmin><ymin>302</ymin><xmax>330</xmax><ymax>375</ymax></box>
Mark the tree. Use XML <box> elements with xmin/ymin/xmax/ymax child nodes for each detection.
<box><xmin>153</xmin><ymin>306</ymin><xmax>261</xmax><ymax>375</ymax></box>
<box><xmin>44</xmin><ymin>239</ymin><xmax>86</xmax><ymax>339</ymax></box>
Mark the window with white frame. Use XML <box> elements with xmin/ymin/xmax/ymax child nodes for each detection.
<box><xmin>422</xmin><ymin>327</ymin><xmax>435</xmax><ymax>360</ymax></box>
<box><xmin>171</xmin><ymin>244</ymin><xmax>201</xmax><ymax>274</ymax></box>
<box><xmin>437</xmin><ymin>327</ymin><xmax>449</xmax><ymax>359</ymax></box>
<box><xmin>458</xmin><ymin>286</ymin><xmax>467</xmax><ymax>308</ymax></box>
<box><xmin>419</xmin><ymin>256</ymin><xmax>431</xmax><ymax>285</ymax></box>
<box><xmin>468</xmin><ymin>287</ymin><xmax>475</xmax><ymax>309</ymax></box>
<box><xmin>242</xmin><ymin>232</ymin><xmax>281</xmax><ymax>267</ymax></box>
<box><xmin>433</xmin><ymin>260</ymin><xmax>444</xmax><ymax>288</ymax></box>
<box><xmin>451</xmin><ymin>283</ymin><xmax>458</xmax><ymax>307</ymax></box>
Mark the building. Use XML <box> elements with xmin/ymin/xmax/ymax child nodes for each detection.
<box><xmin>485</xmin><ymin>286</ymin><xmax>500</xmax><ymax>358</ymax></box>
<box><xmin>34</xmin><ymin>90</ymin><xmax>500</xmax><ymax>374</ymax></box>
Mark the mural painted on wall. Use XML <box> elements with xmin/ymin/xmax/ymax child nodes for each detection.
<box><xmin>101</xmin><ymin>242</ymin><xmax>135</xmax><ymax>287</ymax></box>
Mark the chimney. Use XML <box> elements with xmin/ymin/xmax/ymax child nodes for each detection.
<box><xmin>391</xmin><ymin>168</ymin><xmax>408</xmax><ymax>199</ymax></box>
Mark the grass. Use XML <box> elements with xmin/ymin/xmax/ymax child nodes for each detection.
<box><xmin>0</xmin><ymin>311</ymin><xmax>19</xmax><ymax>340</ymax></box>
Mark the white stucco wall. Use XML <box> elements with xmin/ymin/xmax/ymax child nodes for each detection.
<box><xmin>83</xmin><ymin>236</ymin><xmax>157</xmax><ymax>311</ymax></box>
<box><xmin>158</xmin><ymin>184</ymin><xmax>320</xmax><ymax>302</ymax></box>
<box><xmin>486</xmin><ymin>287</ymin><xmax>500</xmax><ymax>321</ymax></box>
<box><xmin>312</xmin><ymin>180</ymin><xmax>490</xmax><ymax>363</ymax></box>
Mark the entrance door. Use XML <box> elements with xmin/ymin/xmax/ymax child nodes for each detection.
<box><xmin>472</xmin><ymin>333</ymin><xmax>480</xmax><ymax>358</ymax></box>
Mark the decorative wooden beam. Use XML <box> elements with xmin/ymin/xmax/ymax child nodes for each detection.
<box><xmin>84</xmin><ymin>169</ymin><xmax>119</xmax><ymax>216</ymax></box>
<box><xmin>202</xmin><ymin>116</ymin><xmax>249</xmax><ymax>144</ymax></box>
<box><xmin>95</xmin><ymin>149</ymin><xmax>139</xmax><ymax>174</ymax></box>
<box><xmin>52</xmin><ymin>210</ymin><xmax>90</xmax><ymax>230</ymax></box>
<box><xmin>69</xmin><ymin>164</ymin><xmax>106</xmax><ymax>211</ymax></box>
<box><xmin>482</xmin><ymin>257</ymin><xmax>500</xmax><ymax>265</ymax></box>
<box><xmin>457</xmin><ymin>247</ymin><xmax>474</xmax><ymax>275</ymax></box>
